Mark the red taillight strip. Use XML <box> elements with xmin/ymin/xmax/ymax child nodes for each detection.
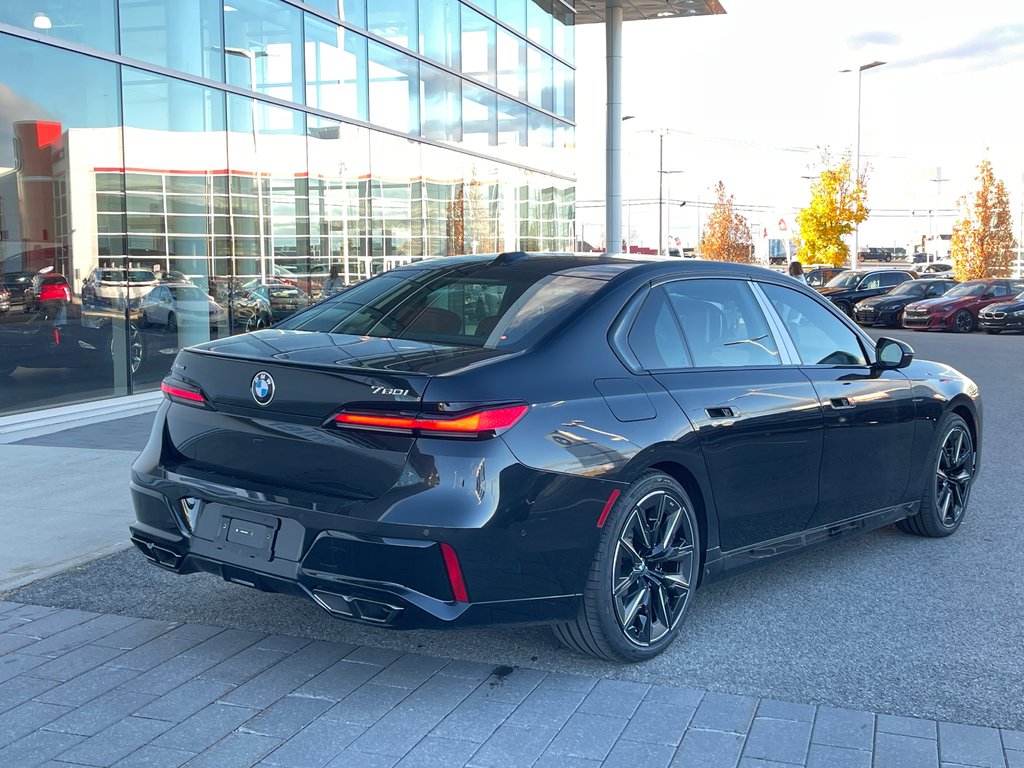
<box><xmin>161</xmin><ymin>382</ymin><xmax>205</xmax><ymax>403</ymax></box>
<box><xmin>334</xmin><ymin>405</ymin><xmax>528</xmax><ymax>434</ymax></box>
<box><xmin>596</xmin><ymin>489</ymin><xmax>621</xmax><ymax>528</ymax></box>
<box><xmin>439</xmin><ymin>543</ymin><xmax>469</xmax><ymax>603</ymax></box>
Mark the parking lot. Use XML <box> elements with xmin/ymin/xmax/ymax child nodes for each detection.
<box><xmin>6</xmin><ymin>327</ymin><xmax>1024</xmax><ymax>731</ymax></box>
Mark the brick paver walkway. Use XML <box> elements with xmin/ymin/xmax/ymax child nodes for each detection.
<box><xmin>1</xmin><ymin>601</ymin><xmax>1021</xmax><ymax>767</ymax></box>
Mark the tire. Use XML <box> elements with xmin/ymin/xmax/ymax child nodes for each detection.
<box><xmin>166</xmin><ymin>312</ymin><xmax>177</xmax><ymax>333</ymax></box>
<box><xmin>835</xmin><ymin>300</ymin><xmax>852</xmax><ymax>317</ymax></box>
<box><xmin>984</xmin><ymin>329</ymin><xmax>1001</xmax><ymax>335</ymax></box>
<box><xmin>552</xmin><ymin>472</ymin><xmax>701</xmax><ymax>662</ymax></box>
<box><xmin>884</xmin><ymin>255</ymin><xmax>892</xmax><ymax>262</ymax></box>
<box><xmin>952</xmin><ymin>310</ymin><xmax>973</xmax><ymax>334</ymax></box>
<box><xmin>897</xmin><ymin>413</ymin><xmax>975</xmax><ymax>538</ymax></box>
<box><xmin>139</xmin><ymin>311</ymin><xmax>149</xmax><ymax>329</ymax></box>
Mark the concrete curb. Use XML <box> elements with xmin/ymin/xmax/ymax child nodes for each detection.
<box><xmin>0</xmin><ymin>390</ymin><xmax>162</xmax><ymax>444</ymax></box>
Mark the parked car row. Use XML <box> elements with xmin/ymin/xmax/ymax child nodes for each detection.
<box><xmin>809</xmin><ymin>266</ymin><xmax>1024</xmax><ymax>334</ymax></box>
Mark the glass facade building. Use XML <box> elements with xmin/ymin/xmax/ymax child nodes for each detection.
<box><xmin>0</xmin><ymin>0</ymin><xmax>575</xmax><ymax>415</ymax></box>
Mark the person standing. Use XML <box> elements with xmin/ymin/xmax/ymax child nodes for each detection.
<box><xmin>788</xmin><ymin>260</ymin><xmax>807</xmax><ymax>284</ymax></box>
<box><xmin>322</xmin><ymin>265</ymin><xmax>345</xmax><ymax>296</ymax></box>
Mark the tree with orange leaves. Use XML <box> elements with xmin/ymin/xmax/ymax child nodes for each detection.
<box><xmin>950</xmin><ymin>159</ymin><xmax>1016</xmax><ymax>281</ymax></box>
<box><xmin>699</xmin><ymin>181</ymin><xmax>753</xmax><ymax>263</ymax></box>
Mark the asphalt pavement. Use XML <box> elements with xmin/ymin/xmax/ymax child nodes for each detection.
<box><xmin>3</xmin><ymin>327</ymin><xmax>1024</xmax><ymax>745</ymax></box>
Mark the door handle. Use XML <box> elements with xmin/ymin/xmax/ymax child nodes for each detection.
<box><xmin>829</xmin><ymin>397</ymin><xmax>855</xmax><ymax>410</ymax></box>
<box><xmin>706</xmin><ymin>407</ymin><xmax>737</xmax><ymax>419</ymax></box>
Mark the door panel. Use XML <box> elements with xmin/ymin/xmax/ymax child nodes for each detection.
<box><xmin>758</xmin><ymin>281</ymin><xmax>917</xmax><ymax>526</ymax></box>
<box><xmin>802</xmin><ymin>368</ymin><xmax>915</xmax><ymax>526</ymax></box>
<box><xmin>655</xmin><ymin>368</ymin><xmax>823</xmax><ymax>551</ymax></box>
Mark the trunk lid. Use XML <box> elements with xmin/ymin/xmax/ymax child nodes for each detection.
<box><xmin>163</xmin><ymin>329</ymin><xmax>505</xmax><ymax>500</ymax></box>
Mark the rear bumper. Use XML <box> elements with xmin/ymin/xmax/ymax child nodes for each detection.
<box><xmin>129</xmin><ymin>418</ymin><xmax>621</xmax><ymax>630</ymax></box>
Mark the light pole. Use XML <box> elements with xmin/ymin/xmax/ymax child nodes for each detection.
<box><xmin>660</xmin><ymin>170</ymin><xmax>685</xmax><ymax>253</ymax></box>
<box><xmin>622</xmin><ymin>115</ymin><xmax>635</xmax><ymax>252</ymax></box>
<box><xmin>841</xmin><ymin>60</ymin><xmax>885</xmax><ymax>270</ymax></box>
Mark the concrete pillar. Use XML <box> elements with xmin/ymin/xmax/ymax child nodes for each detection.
<box><xmin>604</xmin><ymin>0</ymin><xmax>623</xmax><ymax>255</ymax></box>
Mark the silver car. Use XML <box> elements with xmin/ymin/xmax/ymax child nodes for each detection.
<box><xmin>139</xmin><ymin>283</ymin><xmax>227</xmax><ymax>332</ymax></box>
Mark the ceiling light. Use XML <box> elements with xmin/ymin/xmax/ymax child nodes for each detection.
<box><xmin>33</xmin><ymin>12</ymin><xmax>52</xmax><ymax>30</ymax></box>
<box><xmin>223</xmin><ymin>4</ymin><xmax>237</xmax><ymax>11</ymax></box>
<box><xmin>657</xmin><ymin>11</ymin><xmax>675</xmax><ymax>16</ymax></box>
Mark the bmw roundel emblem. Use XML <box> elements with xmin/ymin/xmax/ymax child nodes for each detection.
<box><xmin>251</xmin><ymin>371</ymin><xmax>275</xmax><ymax>406</ymax></box>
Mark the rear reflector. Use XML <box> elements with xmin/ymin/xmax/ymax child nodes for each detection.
<box><xmin>161</xmin><ymin>381</ymin><xmax>205</xmax><ymax>404</ymax></box>
<box><xmin>439</xmin><ymin>543</ymin><xmax>469</xmax><ymax>603</ymax></box>
<box><xmin>335</xmin><ymin>404</ymin><xmax>528</xmax><ymax>436</ymax></box>
<box><xmin>596</xmin><ymin>489</ymin><xmax>621</xmax><ymax>528</ymax></box>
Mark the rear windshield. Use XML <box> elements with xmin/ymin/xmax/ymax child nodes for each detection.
<box><xmin>96</xmin><ymin>269</ymin><xmax>155</xmax><ymax>282</ymax></box>
<box><xmin>276</xmin><ymin>265</ymin><xmax>606</xmax><ymax>349</ymax></box>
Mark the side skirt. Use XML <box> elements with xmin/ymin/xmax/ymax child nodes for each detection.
<box><xmin>701</xmin><ymin>502</ymin><xmax>919</xmax><ymax>584</ymax></box>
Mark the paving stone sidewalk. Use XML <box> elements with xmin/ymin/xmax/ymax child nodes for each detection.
<box><xmin>1</xmin><ymin>602</ymin><xmax>1021</xmax><ymax>768</ymax></box>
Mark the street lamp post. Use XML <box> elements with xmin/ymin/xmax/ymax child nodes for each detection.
<box><xmin>841</xmin><ymin>60</ymin><xmax>885</xmax><ymax>270</ymax></box>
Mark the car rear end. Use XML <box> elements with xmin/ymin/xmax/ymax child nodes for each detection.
<box><xmin>129</xmin><ymin>255</ymin><xmax>622</xmax><ymax>629</ymax></box>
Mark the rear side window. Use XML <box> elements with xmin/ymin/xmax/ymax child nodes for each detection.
<box><xmin>761</xmin><ymin>283</ymin><xmax>868</xmax><ymax>366</ymax></box>
<box><xmin>276</xmin><ymin>265</ymin><xmax>606</xmax><ymax>350</ymax></box>
<box><xmin>880</xmin><ymin>272</ymin><xmax>909</xmax><ymax>287</ymax></box>
<box><xmin>663</xmin><ymin>279</ymin><xmax>781</xmax><ymax>368</ymax></box>
<box><xmin>627</xmin><ymin>288</ymin><xmax>691</xmax><ymax>370</ymax></box>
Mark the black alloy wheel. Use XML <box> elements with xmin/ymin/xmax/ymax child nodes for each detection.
<box><xmin>245</xmin><ymin>313</ymin><xmax>267</xmax><ymax>332</ymax></box>
<box><xmin>835</xmin><ymin>300</ymin><xmax>853</xmax><ymax>317</ymax></box>
<box><xmin>898</xmin><ymin>413</ymin><xmax>975</xmax><ymax>537</ymax></box>
<box><xmin>110</xmin><ymin>324</ymin><xmax>145</xmax><ymax>375</ymax></box>
<box><xmin>552</xmin><ymin>472</ymin><xmax>700</xmax><ymax>661</ymax></box>
<box><xmin>952</xmin><ymin>310</ymin><xmax>973</xmax><ymax>334</ymax></box>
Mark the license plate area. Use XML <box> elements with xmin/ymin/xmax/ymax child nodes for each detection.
<box><xmin>209</xmin><ymin>505</ymin><xmax>280</xmax><ymax>562</ymax></box>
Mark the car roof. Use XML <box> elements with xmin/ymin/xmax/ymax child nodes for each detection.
<box><xmin>387</xmin><ymin>252</ymin><xmax>782</xmax><ymax>285</ymax></box>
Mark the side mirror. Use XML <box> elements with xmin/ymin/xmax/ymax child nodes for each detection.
<box><xmin>875</xmin><ymin>337</ymin><xmax>914</xmax><ymax>370</ymax></box>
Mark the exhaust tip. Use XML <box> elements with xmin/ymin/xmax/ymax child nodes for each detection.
<box><xmin>312</xmin><ymin>589</ymin><xmax>403</xmax><ymax>624</ymax></box>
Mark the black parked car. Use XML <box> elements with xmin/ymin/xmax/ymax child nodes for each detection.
<box><xmin>853</xmin><ymin>278</ymin><xmax>958</xmax><ymax>327</ymax></box>
<box><xmin>857</xmin><ymin>247</ymin><xmax>893</xmax><ymax>262</ymax></box>
<box><xmin>978</xmin><ymin>290</ymin><xmax>1024</xmax><ymax>334</ymax></box>
<box><xmin>0</xmin><ymin>271</ymin><xmax>35</xmax><ymax>308</ymax></box>
<box><xmin>130</xmin><ymin>254</ymin><xmax>981</xmax><ymax>662</ymax></box>
<box><xmin>804</xmin><ymin>266</ymin><xmax>846</xmax><ymax>289</ymax></box>
<box><xmin>816</xmin><ymin>268</ymin><xmax>919</xmax><ymax>315</ymax></box>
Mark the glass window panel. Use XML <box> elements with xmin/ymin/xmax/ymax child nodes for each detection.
<box><xmin>0</xmin><ymin>36</ymin><xmax>123</xmax><ymax>409</ymax></box>
<box><xmin>761</xmin><ymin>283</ymin><xmax>868</xmax><ymax>366</ymax></box>
<box><xmin>553</xmin><ymin>59</ymin><xmax>573</xmax><ymax>120</ymax></box>
<box><xmin>664</xmin><ymin>280</ymin><xmax>781</xmax><ymax>368</ymax></box>
<box><xmin>552</xmin><ymin>2</ymin><xmax>574</xmax><ymax>62</ymax></box>
<box><xmin>420</xmin><ymin>64</ymin><xmax>462</xmax><ymax>143</ymax></box>
<box><xmin>496</xmin><ymin>0</ymin><xmax>525</xmax><ymax>33</ymax></box>
<box><xmin>528</xmin><ymin>109</ymin><xmax>553</xmax><ymax>148</ymax></box>
<box><xmin>497</xmin><ymin>26</ymin><xmax>527</xmax><ymax>99</ymax></box>
<box><xmin>369</xmin><ymin>132</ymin><xmax>421</xmax><ymax>264</ymax></box>
<box><xmin>367</xmin><ymin>41</ymin><xmax>420</xmax><ymax>135</ymax></box>
<box><xmin>463</xmin><ymin>83</ymin><xmax>496</xmax><ymax>148</ymax></box>
<box><xmin>304</xmin><ymin>14</ymin><xmax>368</xmax><ymax>120</ymax></box>
<box><xmin>497</xmin><ymin>97</ymin><xmax>527</xmax><ymax>146</ymax></box>
<box><xmin>224</xmin><ymin>0</ymin><xmax>303</xmax><ymax>104</ymax></box>
<box><xmin>526</xmin><ymin>0</ymin><xmax>552</xmax><ymax>50</ymax></box>
<box><xmin>527</xmin><ymin>46</ymin><xmax>553</xmax><ymax>110</ymax></box>
<box><xmin>367</xmin><ymin>0</ymin><xmax>416</xmax><ymax>51</ymax></box>
<box><xmin>0</xmin><ymin>0</ymin><xmax>117</xmax><ymax>53</ymax></box>
<box><xmin>303</xmin><ymin>0</ymin><xmax>366</xmax><ymax>26</ymax></box>
<box><xmin>461</xmin><ymin>6</ymin><xmax>496</xmax><ymax>87</ymax></box>
<box><xmin>419</xmin><ymin>0</ymin><xmax>460</xmax><ymax>70</ymax></box>
<box><xmin>119</xmin><ymin>0</ymin><xmax>223</xmax><ymax>80</ymax></box>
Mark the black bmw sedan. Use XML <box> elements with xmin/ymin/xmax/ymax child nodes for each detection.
<box><xmin>978</xmin><ymin>289</ymin><xmax>1024</xmax><ymax>334</ymax></box>
<box><xmin>853</xmin><ymin>278</ymin><xmax>958</xmax><ymax>327</ymax></box>
<box><xmin>130</xmin><ymin>254</ymin><xmax>982</xmax><ymax>662</ymax></box>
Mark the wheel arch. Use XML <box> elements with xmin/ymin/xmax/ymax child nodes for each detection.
<box><xmin>617</xmin><ymin>449</ymin><xmax>717</xmax><ymax>586</ymax></box>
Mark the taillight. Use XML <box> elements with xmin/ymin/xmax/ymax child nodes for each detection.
<box><xmin>333</xmin><ymin>404</ymin><xmax>528</xmax><ymax>438</ymax></box>
<box><xmin>161</xmin><ymin>380</ymin><xmax>207</xmax><ymax>407</ymax></box>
